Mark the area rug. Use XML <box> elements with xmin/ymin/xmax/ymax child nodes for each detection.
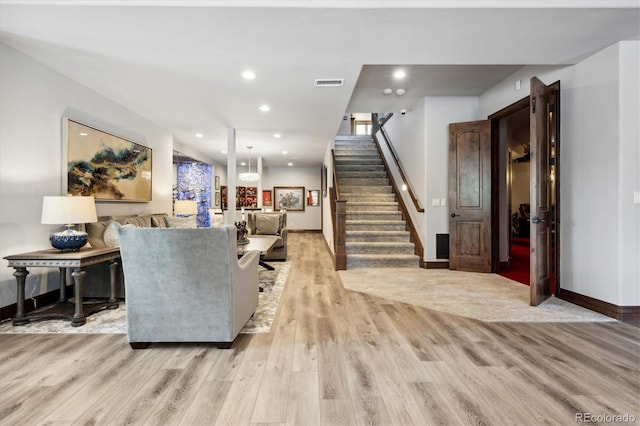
<box><xmin>339</xmin><ymin>268</ymin><xmax>616</xmax><ymax>323</ymax></box>
<box><xmin>0</xmin><ymin>261</ymin><xmax>290</xmax><ymax>335</ymax></box>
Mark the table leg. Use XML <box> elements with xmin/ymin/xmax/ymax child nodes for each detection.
<box><xmin>259</xmin><ymin>260</ymin><xmax>275</xmax><ymax>271</ymax></box>
<box><xmin>108</xmin><ymin>260</ymin><xmax>118</xmax><ymax>303</ymax></box>
<box><xmin>71</xmin><ymin>267</ymin><xmax>86</xmax><ymax>327</ymax></box>
<box><xmin>12</xmin><ymin>267</ymin><xmax>29</xmax><ymax>326</ymax></box>
<box><xmin>58</xmin><ymin>267</ymin><xmax>67</xmax><ymax>302</ymax></box>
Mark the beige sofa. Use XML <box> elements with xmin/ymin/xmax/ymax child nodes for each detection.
<box><xmin>77</xmin><ymin>213</ymin><xmax>172</xmax><ymax>297</ymax></box>
<box><xmin>246</xmin><ymin>211</ymin><xmax>288</xmax><ymax>261</ymax></box>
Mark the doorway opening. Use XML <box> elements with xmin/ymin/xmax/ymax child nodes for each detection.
<box><xmin>489</xmin><ymin>84</ymin><xmax>559</xmax><ymax>295</ymax></box>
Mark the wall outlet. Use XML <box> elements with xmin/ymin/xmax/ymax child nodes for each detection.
<box><xmin>515</xmin><ymin>79</ymin><xmax>521</xmax><ymax>91</ymax></box>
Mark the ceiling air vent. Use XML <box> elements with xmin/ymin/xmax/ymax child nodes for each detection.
<box><xmin>315</xmin><ymin>78</ymin><xmax>344</xmax><ymax>87</ymax></box>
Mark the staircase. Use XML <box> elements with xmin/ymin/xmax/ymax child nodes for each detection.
<box><xmin>334</xmin><ymin>135</ymin><xmax>420</xmax><ymax>268</ymax></box>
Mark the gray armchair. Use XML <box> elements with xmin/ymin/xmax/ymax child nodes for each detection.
<box><xmin>117</xmin><ymin>225</ymin><xmax>259</xmax><ymax>349</ymax></box>
<box><xmin>246</xmin><ymin>211</ymin><xmax>288</xmax><ymax>261</ymax></box>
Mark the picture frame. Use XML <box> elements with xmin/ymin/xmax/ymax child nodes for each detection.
<box><xmin>63</xmin><ymin>118</ymin><xmax>152</xmax><ymax>202</ymax></box>
<box><xmin>215</xmin><ymin>175</ymin><xmax>220</xmax><ymax>190</ymax></box>
<box><xmin>215</xmin><ymin>191</ymin><xmax>220</xmax><ymax>207</ymax></box>
<box><xmin>274</xmin><ymin>186</ymin><xmax>305</xmax><ymax>211</ymax></box>
<box><xmin>307</xmin><ymin>189</ymin><xmax>320</xmax><ymax>207</ymax></box>
<box><xmin>262</xmin><ymin>189</ymin><xmax>272</xmax><ymax>206</ymax></box>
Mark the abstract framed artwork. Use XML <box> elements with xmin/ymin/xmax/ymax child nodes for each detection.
<box><xmin>274</xmin><ymin>186</ymin><xmax>305</xmax><ymax>211</ymax></box>
<box><xmin>307</xmin><ymin>189</ymin><xmax>320</xmax><ymax>207</ymax></box>
<box><xmin>63</xmin><ymin>118</ymin><xmax>152</xmax><ymax>202</ymax></box>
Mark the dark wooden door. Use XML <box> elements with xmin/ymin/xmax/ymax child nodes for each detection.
<box><xmin>529</xmin><ymin>77</ymin><xmax>554</xmax><ymax>305</ymax></box>
<box><xmin>449</xmin><ymin>120</ymin><xmax>492</xmax><ymax>272</ymax></box>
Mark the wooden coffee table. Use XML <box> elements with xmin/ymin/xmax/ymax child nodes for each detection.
<box><xmin>237</xmin><ymin>235</ymin><xmax>279</xmax><ymax>270</ymax></box>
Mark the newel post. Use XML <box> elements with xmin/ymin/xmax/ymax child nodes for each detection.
<box><xmin>335</xmin><ymin>200</ymin><xmax>347</xmax><ymax>270</ymax></box>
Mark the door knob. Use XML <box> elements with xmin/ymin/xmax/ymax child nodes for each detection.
<box><xmin>532</xmin><ymin>217</ymin><xmax>545</xmax><ymax>224</ymax></box>
<box><xmin>450</xmin><ymin>213</ymin><xmax>459</xmax><ymax>218</ymax></box>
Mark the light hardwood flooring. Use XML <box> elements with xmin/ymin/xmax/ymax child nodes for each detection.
<box><xmin>1</xmin><ymin>232</ymin><xmax>639</xmax><ymax>425</ymax></box>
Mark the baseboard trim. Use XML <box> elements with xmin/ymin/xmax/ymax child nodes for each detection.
<box><xmin>425</xmin><ymin>261</ymin><xmax>449</xmax><ymax>269</ymax></box>
<box><xmin>557</xmin><ymin>288</ymin><xmax>640</xmax><ymax>322</ymax></box>
<box><xmin>288</xmin><ymin>229</ymin><xmax>321</xmax><ymax>233</ymax></box>
<box><xmin>0</xmin><ymin>286</ymin><xmax>73</xmax><ymax>322</ymax></box>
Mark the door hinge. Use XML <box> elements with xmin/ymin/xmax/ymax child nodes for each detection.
<box><xmin>532</xmin><ymin>97</ymin><xmax>536</xmax><ymax>113</ymax></box>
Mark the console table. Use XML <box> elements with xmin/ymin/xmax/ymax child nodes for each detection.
<box><xmin>4</xmin><ymin>247</ymin><xmax>121</xmax><ymax>327</ymax></box>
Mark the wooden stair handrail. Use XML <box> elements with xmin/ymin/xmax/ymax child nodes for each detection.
<box><xmin>372</xmin><ymin>132</ymin><xmax>425</xmax><ymax>266</ymax></box>
<box><xmin>378</xmin><ymin>124</ymin><xmax>425</xmax><ymax>213</ymax></box>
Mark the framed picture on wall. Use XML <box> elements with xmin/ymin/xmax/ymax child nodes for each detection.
<box><xmin>215</xmin><ymin>175</ymin><xmax>220</xmax><ymax>190</ymax></box>
<box><xmin>63</xmin><ymin>118</ymin><xmax>152</xmax><ymax>202</ymax></box>
<box><xmin>262</xmin><ymin>189</ymin><xmax>272</xmax><ymax>206</ymax></box>
<box><xmin>307</xmin><ymin>189</ymin><xmax>320</xmax><ymax>207</ymax></box>
<box><xmin>215</xmin><ymin>191</ymin><xmax>220</xmax><ymax>207</ymax></box>
<box><xmin>274</xmin><ymin>186</ymin><xmax>305</xmax><ymax>211</ymax></box>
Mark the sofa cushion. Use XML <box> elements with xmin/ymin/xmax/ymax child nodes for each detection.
<box><xmin>166</xmin><ymin>216</ymin><xmax>198</xmax><ymax>228</ymax></box>
<box><xmin>255</xmin><ymin>214</ymin><xmax>280</xmax><ymax>235</ymax></box>
<box><xmin>86</xmin><ymin>221</ymin><xmax>109</xmax><ymax>248</ymax></box>
<box><xmin>120</xmin><ymin>215</ymin><xmax>152</xmax><ymax>228</ymax></box>
<box><xmin>150</xmin><ymin>214</ymin><xmax>168</xmax><ymax>228</ymax></box>
<box><xmin>103</xmin><ymin>220</ymin><xmax>135</xmax><ymax>247</ymax></box>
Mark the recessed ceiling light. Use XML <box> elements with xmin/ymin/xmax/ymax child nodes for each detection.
<box><xmin>240</xmin><ymin>162</ymin><xmax>246</xmax><ymax>166</ymax></box>
<box><xmin>221</xmin><ymin>150</ymin><xmax>227</xmax><ymax>154</ymax></box>
<box><xmin>259</xmin><ymin>104</ymin><xmax>271</xmax><ymax>112</ymax></box>
<box><xmin>79</xmin><ymin>132</ymin><xmax>88</xmax><ymax>136</ymax></box>
<box><xmin>393</xmin><ymin>70</ymin><xmax>406</xmax><ymax>79</ymax></box>
<box><xmin>288</xmin><ymin>162</ymin><xmax>293</xmax><ymax>166</ymax></box>
<box><xmin>282</xmin><ymin>150</ymin><xmax>288</xmax><ymax>155</ymax></box>
<box><xmin>273</xmin><ymin>133</ymin><xmax>281</xmax><ymax>138</ymax></box>
<box><xmin>241</xmin><ymin>70</ymin><xmax>257</xmax><ymax>80</ymax></box>
<box><xmin>396</xmin><ymin>88</ymin><xmax>406</xmax><ymax>96</ymax></box>
<box><xmin>195</xmin><ymin>133</ymin><xmax>203</xmax><ymax>138</ymax></box>
<box><xmin>383</xmin><ymin>88</ymin><xmax>393</xmax><ymax>95</ymax></box>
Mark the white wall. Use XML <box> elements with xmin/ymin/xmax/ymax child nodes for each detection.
<box><xmin>479</xmin><ymin>41</ymin><xmax>640</xmax><ymax>306</ymax></box>
<box><xmin>261</xmin><ymin>166</ymin><xmax>322</xmax><ymax>231</ymax></box>
<box><xmin>378</xmin><ymin>98</ymin><xmax>427</xmax><ymax>257</ymax></box>
<box><xmin>381</xmin><ymin>96</ymin><xmax>480</xmax><ymax>262</ymax></box>
<box><xmin>322</xmin><ymin>144</ymin><xmax>335</xmax><ymax>253</ymax></box>
<box><xmin>0</xmin><ymin>43</ymin><xmax>174</xmax><ymax>309</ymax></box>
<box><xmin>424</xmin><ymin>97</ymin><xmax>480</xmax><ymax>261</ymax></box>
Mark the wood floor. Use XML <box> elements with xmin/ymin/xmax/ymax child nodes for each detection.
<box><xmin>1</xmin><ymin>232</ymin><xmax>638</xmax><ymax>425</ymax></box>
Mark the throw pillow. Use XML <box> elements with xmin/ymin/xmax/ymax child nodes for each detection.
<box><xmin>103</xmin><ymin>221</ymin><xmax>135</xmax><ymax>247</ymax></box>
<box><xmin>166</xmin><ymin>216</ymin><xmax>198</xmax><ymax>229</ymax></box>
<box><xmin>255</xmin><ymin>214</ymin><xmax>280</xmax><ymax>235</ymax></box>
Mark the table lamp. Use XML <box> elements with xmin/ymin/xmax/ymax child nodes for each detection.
<box><xmin>41</xmin><ymin>195</ymin><xmax>98</xmax><ymax>251</ymax></box>
<box><xmin>174</xmin><ymin>199</ymin><xmax>198</xmax><ymax>216</ymax></box>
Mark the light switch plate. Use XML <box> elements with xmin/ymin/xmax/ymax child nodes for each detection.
<box><xmin>440</xmin><ymin>198</ymin><xmax>447</xmax><ymax>207</ymax></box>
<box><xmin>634</xmin><ymin>191</ymin><xmax>640</xmax><ymax>205</ymax></box>
<box><xmin>432</xmin><ymin>198</ymin><xmax>441</xmax><ymax>207</ymax></box>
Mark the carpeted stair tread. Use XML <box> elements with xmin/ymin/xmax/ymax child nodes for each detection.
<box><xmin>346</xmin><ymin>242</ymin><xmax>416</xmax><ymax>254</ymax></box>
<box><xmin>346</xmin><ymin>230</ymin><xmax>411</xmax><ymax>242</ymax></box>
<box><xmin>347</xmin><ymin>254</ymin><xmax>420</xmax><ymax>268</ymax></box>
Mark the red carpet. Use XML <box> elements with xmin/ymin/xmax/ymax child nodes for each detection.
<box><xmin>499</xmin><ymin>238</ymin><xmax>530</xmax><ymax>285</ymax></box>
<box><xmin>499</xmin><ymin>237</ymin><xmax>556</xmax><ymax>294</ymax></box>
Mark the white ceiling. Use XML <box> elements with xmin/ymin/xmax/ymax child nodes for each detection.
<box><xmin>1</xmin><ymin>1</ymin><xmax>638</xmax><ymax>167</ymax></box>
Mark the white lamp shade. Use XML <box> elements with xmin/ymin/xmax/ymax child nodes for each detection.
<box><xmin>174</xmin><ymin>200</ymin><xmax>198</xmax><ymax>215</ymax></box>
<box><xmin>41</xmin><ymin>196</ymin><xmax>98</xmax><ymax>225</ymax></box>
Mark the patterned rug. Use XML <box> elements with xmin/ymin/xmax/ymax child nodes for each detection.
<box><xmin>0</xmin><ymin>261</ymin><xmax>290</xmax><ymax>334</ymax></box>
